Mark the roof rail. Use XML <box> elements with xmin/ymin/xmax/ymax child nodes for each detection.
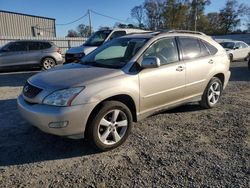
<box><xmin>160</xmin><ymin>30</ymin><xmax>207</xmax><ymax>36</ymax></box>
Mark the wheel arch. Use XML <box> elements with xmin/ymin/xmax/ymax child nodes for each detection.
<box><xmin>40</xmin><ymin>56</ymin><xmax>57</xmax><ymax>66</ymax></box>
<box><xmin>87</xmin><ymin>94</ymin><xmax>138</xmax><ymax>125</ymax></box>
<box><xmin>213</xmin><ymin>73</ymin><xmax>225</xmax><ymax>87</ymax></box>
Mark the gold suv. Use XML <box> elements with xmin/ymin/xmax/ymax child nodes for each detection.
<box><xmin>18</xmin><ymin>30</ymin><xmax>231</xmax><ymax>151</ymax></box>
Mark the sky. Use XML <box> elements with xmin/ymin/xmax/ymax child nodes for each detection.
<box><xmin>0</xmin><ymin>0</ymin><xmax>248</xmax><ymax>37</ymax></box>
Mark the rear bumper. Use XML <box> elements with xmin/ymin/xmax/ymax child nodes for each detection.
<box><xmin>17</xmin><ymin>95</ymin><xmax>95</xmax><ymax>138</ymax></box>
<box><xmin>224</xmin><ymin>70</ymin><xmax>231</xmax><ymax>89</ymax></box>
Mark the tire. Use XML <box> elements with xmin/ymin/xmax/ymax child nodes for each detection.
<box><xmin>200</xmin><ymin>77</ymin><xmax>223</xmax><ymax>109</ymax></box>
<box><xmin>41</xmin><ymin>57</ymin><xmax>56</xmax><ymax>70</ymax></box>
<box><xmin>86</xmin><ymin>101</ymin><xmax>132</xmax><ymax>151</ymax></box>
<box><xmin>245</xmin><ymin>53</ymin><xmax>250</xmax><ymax>61</ymax></box>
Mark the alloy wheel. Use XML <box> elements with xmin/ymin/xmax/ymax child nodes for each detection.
<box><xmin>208</xmin><ymin>82</ymin><xmax>221</xmax><ymax>105</ymax></box>
<box><xmin>97</xmin><ymin>109</ymin><xmax>128</xmax><ymax>146</ymax></box>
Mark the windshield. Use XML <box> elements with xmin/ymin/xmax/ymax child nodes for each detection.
<box><xmin>80</xmin><ymin>37</ymin><xmax>148</xmax><ymax>69</ymax></box>
<box><xmin>84</xmin><ymin>30</ymin><xmax>112</xmax><ymax>46</ymax></box>
<box><xmin>220</xmin><ymin>42</ymin><xmax>235</xmax><ymax>49</ymax></box>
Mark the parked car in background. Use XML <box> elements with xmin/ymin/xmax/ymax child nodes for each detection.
<box><xmin>18</xmin><ymin>30</ymin><xmax>230</xmax><ymax>151</ymax></box>
<box><xmin>0</xmin><ymin>40</ymin><xmax>63</xmax><ymax>70</ymax></box>
<box><xmin>219</xmin><ymin>40</ymin><xmax>250</xmax><ymax>62</ymax></box>
<box><xmin>65</xmin><ymin>28</ymin><xmax>148</xmax><ymax>63</ymax></box>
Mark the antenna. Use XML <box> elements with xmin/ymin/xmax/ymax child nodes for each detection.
<box><xmin>88</xmin><ymin>9</ymin><xmax>92</xmax><ymax>36</ymax></box>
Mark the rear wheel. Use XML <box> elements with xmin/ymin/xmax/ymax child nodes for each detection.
<box><xmin>86</xmin><ymin>101</ymin><xmax>132</xmax><ymax>151</ymax></box>
<box><xmin>42</xmin><ymin>57</ymin><xmax>56</xmax><ymax>70</ymax></box>
<box><xmin>200</xmin><ymin>77</ymin><xmax>222</xmax><ymax>109</ymax></box>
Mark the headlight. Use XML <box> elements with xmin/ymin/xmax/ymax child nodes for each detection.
<box><xmin>43</xmin><ymin>87</ymin><xmax>84</xmax><ymax>106</ymax></box>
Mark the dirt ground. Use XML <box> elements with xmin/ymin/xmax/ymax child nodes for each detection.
<box><xmin>0</xmin><ymin>61</ymin><xmax>249</xmax><ymax>187</ymax></box>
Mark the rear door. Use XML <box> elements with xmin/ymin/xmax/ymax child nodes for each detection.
<box><xmin>0</xmin><ymin>42</ymin><xmax>28</xmax><ymax>68</ymax></box>
<box><xmin>25</xmin><ymin>42</ymin><xmax>43</xmax><ymax>65</ymax></box>
<box><xmin>178</xmin><ymin>37</ymin><xmax>217</xmax><ymax>98</ymax></box>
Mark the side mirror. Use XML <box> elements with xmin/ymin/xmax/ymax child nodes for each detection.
<box><xmin>234</xmin><ymin>46</ymin><xmax>239</xmax><ymax>50</ymax></box>
<box><xmin>141</xmin><ymin>56</ymin><xmax>161</xmax><ymax>69</ymax></box>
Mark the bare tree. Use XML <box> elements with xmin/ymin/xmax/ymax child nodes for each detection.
<box><xmin>131</xmin><ymin>5</ymin><xmax>144</xmax><ymax>27</ymax></box>
<box><xmin>66</xmin><ymin>30</ymin><xmax>79</xmax><ymax>37</ymax></box>
<box><xmin>77</xmin><ymin>24</ymin><xmax>92</xmax><ymax>37</ymax></box>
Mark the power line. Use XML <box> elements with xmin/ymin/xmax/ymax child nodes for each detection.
<box><xmin>56</xmin><ymin>12</ymin><xmax>88</xmax><ymax>26</ymax></box>
<box><xmin>90</xmin><ymin>9</ymin><xmax>131</xmax><ymax>24</ymax></box>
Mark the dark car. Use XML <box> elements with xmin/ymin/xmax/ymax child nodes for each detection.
<box><xmin>0</xmin><ymin>40</ymin><xmax>63</xmax><ymax>70</ymax></box>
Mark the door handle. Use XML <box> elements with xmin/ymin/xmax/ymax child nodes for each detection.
<box><xmin>176</xmin><ymin>66</ymin><xmax>184</xmax><ymax>72</ymax></box>
<box><xmin>208</xmin><ymin>59</ymin><xmax>214</xmax><ymax>64</ymax></box>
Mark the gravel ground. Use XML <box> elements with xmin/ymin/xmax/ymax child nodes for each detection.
<box><xmin>0</xmin><ymin>62</ymin><xmax>249</xmax><ymax>187</ymax></box>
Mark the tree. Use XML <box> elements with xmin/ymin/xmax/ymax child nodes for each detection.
<box><xmin>144</xmin><ymin>0</ymin><xmax>165</xmax><ymax>30</ymax></box>
<box><xmin>77</xmin><ymin>24</ymin><xmax>92</xmax><ymax>37</ymax></box>
<box><xmin>220</xmin><ymin>0</ymin><xmax>250</xmax><ymax>34</ymax></box>
<box><xmin>204</xmin><ymin>12</ymin><xmax>223</xmax><ymax>35</ymax></box>
<box><xmin>66</xmin><ymin>30</ymin><xmax>79</xmax><ymax>37</ymax></box>
<box><xmin>131</xmin><ymin>5</ymin><xmax>144</xmax><ymax>28</ymax></box>
<box><xmin>188</xmin><ymin>0</ymin><xmax>211</xmax><ymax>31</ymax></box>
<box><xmin>164</xmin><ymin>0</ymin><xmax>190</xmax><ymax>30</ymax></box>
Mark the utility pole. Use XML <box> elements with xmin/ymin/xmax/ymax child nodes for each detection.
<box><xmin>194</xmin><ymin>0</ymin><xmax>197</xmax><ymax>32</ymax></box>
<box><xmin>88</xmin><ymin>9</ymin><xmax>92</xmax><ymax>36</ymax></box>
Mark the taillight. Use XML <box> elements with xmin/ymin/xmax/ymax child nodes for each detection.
<box><xmin>57</xmin><ymin>48</ymin><xmax>62</xmax><ymax>54</ymax></box>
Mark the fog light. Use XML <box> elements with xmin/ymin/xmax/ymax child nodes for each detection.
<box><xmin>48</xmin><ymin>121</ymin><xmax>69</xmax><ymax>128</ymax></box>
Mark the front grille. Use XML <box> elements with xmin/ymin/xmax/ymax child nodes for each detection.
<box><xmin>23</xmin><ymin>82</ymin><xmax>43</xmax><ymax>98</ymax></box>
<box><xmin>65</xmin><ymin>53</ymin><xmax>85</xmax><ymax>63</ymax></box>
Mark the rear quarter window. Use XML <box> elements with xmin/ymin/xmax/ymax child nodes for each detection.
<box><xmin>203</xmin><ymin>41</ymin><xmax>218</xmax><ymax>55</ymax></box>
<box><xmin>40</xmin><ymin>42</ymin><xmax>52</xmax><ymax>49</ymax></box>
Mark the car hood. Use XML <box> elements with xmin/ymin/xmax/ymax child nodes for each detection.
<box><xmin>66</xmin><ymin>45</ymin><xmax>97</xmax><ymax>55</ymax></box>
<box><xmin>28</xmin><ymin>63</ymin><xmax>123</xmax><ymax>90</ymax></box>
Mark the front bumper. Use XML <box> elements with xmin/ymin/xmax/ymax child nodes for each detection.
<box><xmin>17</xmin><ymin>95</ymin><xmax>95</xmax><ymax>138</ymax></box>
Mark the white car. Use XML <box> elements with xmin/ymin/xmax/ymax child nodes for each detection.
<box><xmin>65</xmin><ymin>28</ymin><xmax>148</xmax><ymax>63</ymax></box>
<box><xmin>219</xmin><ymin>40</ymin><xmax>250</xmax><ymax>62</ymax></box>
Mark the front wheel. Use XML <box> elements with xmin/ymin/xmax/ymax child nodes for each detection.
<box><xmin>86</xmin><ymin>101</ymin><xmax>132</xmax><ymax>151</ymax></box>
<box><xmin>42</xmin><ymin>57</ymin><xmax>56</xmax><ymax>70</ymax></box>
<box><xmin>200</xmin><ymin>77</ymin><xmax>223</xmax><ymax>109</ymax></box>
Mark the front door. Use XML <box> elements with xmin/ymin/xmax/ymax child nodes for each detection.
<box><xmin>139</xmin><ymin>37</ymin><xmax>185</xmax><ymax>114</ymax></box>
<box><xmin>0</xmin><ymin>41</ymin><xmax>28</xmax><ymax>68</ymax></box>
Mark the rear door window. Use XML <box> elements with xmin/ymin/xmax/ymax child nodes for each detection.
<box><xmin>199</xmin><ymin>40</ymin><xmax>210</xmax><ymax>57</ymax></box>
<box><xmin>179</xmin><ymin>37</ymin><xmax>201</xmax><ymax>60</ymax></box>
<box><xmin>28</xmin><ymin>42</ymin><xmax>40</xmax><ymax>51</ymax></box>
<box><xmin>40</xmin><ymin>42</ymin><xmax>52</xmax><ymax>49</ymax></box>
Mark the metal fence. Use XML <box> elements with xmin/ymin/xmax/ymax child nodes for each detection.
<box><xmin>0</xmin><ymin>36</ymin><xmax>86</xmax><ymax>54</ymax></box>
<box><xmin>214</xmin><ymin>34</ymin><xmax>250</xmax><ymax>45</ymax></box>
